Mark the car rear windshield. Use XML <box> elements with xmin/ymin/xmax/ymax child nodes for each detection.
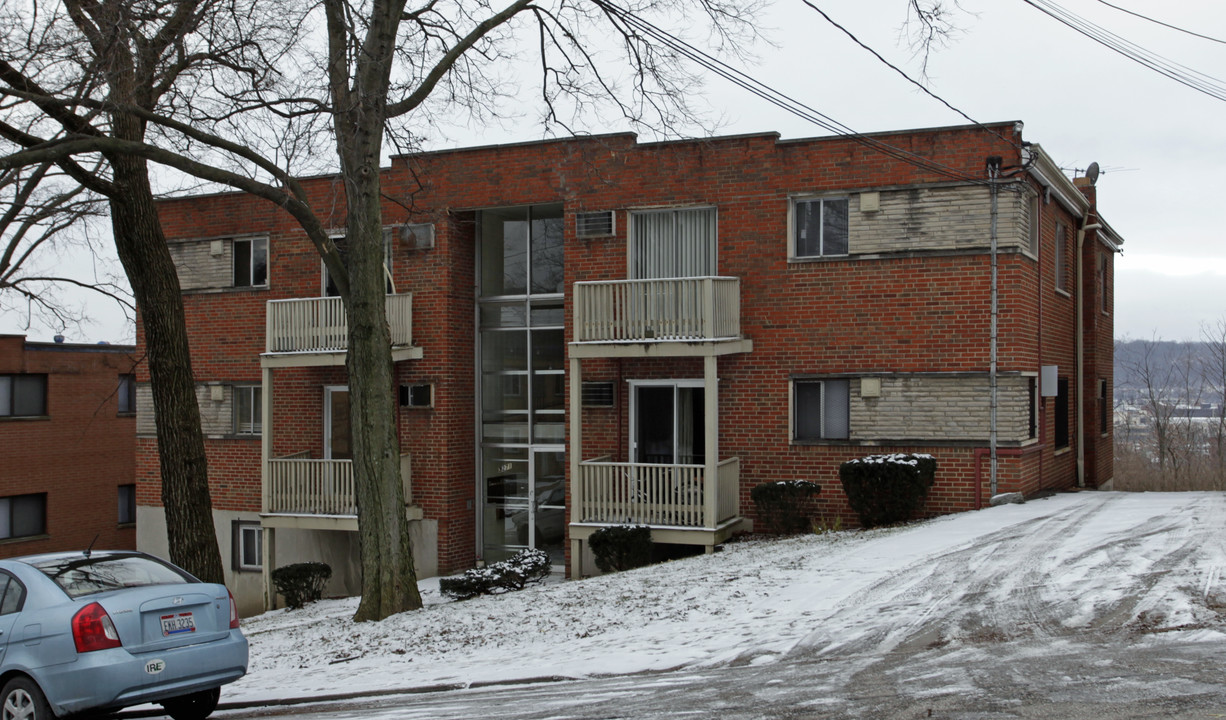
<box><xmin>31</xmin><ymin>555</ymin><xmax>194</xmax><ymax>598</ymax></box>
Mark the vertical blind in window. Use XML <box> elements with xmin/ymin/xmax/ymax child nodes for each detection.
<box><xmin>631</xmin><ymin>208</ymin><xmax>717</xmax><ymax>279</ymax></box>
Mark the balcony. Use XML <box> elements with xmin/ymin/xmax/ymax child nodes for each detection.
<box><xmin>571</xmin><ymin>457</ymin><xmax>742</xmax><ymax>543</ymax></box>
<box><xmin>570</xmin><ymin>277</ymin><xmax>752</xmax><ymax>358</ymax></box>
<box><xmin>262</xmin><ymin>294</ymin><xmax>422</xmax><ymax>367</ymax></box>
<box><xmin>261</xmin><ymin>452</ymin><xmax>415</xmax><ymax>531</ymax></box>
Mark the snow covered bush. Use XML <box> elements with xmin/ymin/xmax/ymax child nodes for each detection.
<box><xmin>750</xmin><ymin>480</ymin><xmax>822</xmax><ymax>534</ymax></box>
<box><xmin>588</xmin><ymin>525</ymin><xmax>653</xmax><ymax>572</ymax></box>
<box><xmin>271</xmin><ymin>561</ymin><xmax>332</xmax><ymax>609</ymax></box>
<box><xmin>839</xmin><ymin>453</ymin><xmax>936</xmax><ymax>528</ymax></box>
<box><xmin>440</xmin><ymin>548</ymin><xmax>551</xmax><ymax>601</ymax></box>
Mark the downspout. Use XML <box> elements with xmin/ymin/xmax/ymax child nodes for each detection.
<box><xmin>987</xmin><ymin>158</ymin><xmax>1002</xmax><ymax>498</ymax></box>
<box><xmin>1075</xmin><ymin>219</ymin><xmax>1102</xmax><ymax>488</ymax></box>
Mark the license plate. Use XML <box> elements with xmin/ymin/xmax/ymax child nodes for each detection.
<box><xmin>160</xmin><ymin>612</ymin><xmax>196</xmax><ymax>636</ymax></box>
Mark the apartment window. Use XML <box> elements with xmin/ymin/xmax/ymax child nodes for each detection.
<box><xmin>1055</xmin><ymin>377</ymin><xmax>1070</xmax><ymax>449</ymax></box>
<box><xmin>232</xmin><ymin>521</ymin><xmax>262</xmax><ymax>571</ymax></box>
<box><xmin>0</xmin><ymin>493</ymin><xmax>46</xmax><ymax>540</ymax></box>
<box><xmin>1099</xmin><ymin>379</ymin><xmax>1109</xmax><ymax>435</ymax></box>
<box><xmin>792</xmin><ymin>197</ymin><xmax>849</xmax><ymax>259</ymax></box>
<box><xmin>1055</xmin><ymin>222</ymin><xmax>1069</xmax><ymax>293</ymax></box>
<box><xmin>324</xmin><ymin>234</ymin><xmax>393</xmax><ymax>296</ymax></box>
<box><xmin>629</xmin><ymin>207</ymin><xmax>716</xmax><ymax>279</ymax></box>
<box><xmin>0</xmin><ymin>374</ymin><xmax>47</xmax><ymax>417</ymax></box>
<box><xmin>118</xmin><ymin>484</ymin><xmax>136</xmax><ymax>525</ymax></box>
<box><xmin>233</xmin><ymin>237</ymin><xmax>268</xmax><ymax>288</ymax></box>
<box><xmin>1028</xmin><ymin>377</ymin><xmax>1038</xmax><ymax>440</ymax></box>
<box><xmin>793</xmin><ymin>379</ymin><xmax>850</xmax><ymax>441</ymax></box>
<box><xmin>1099</xmin><ymin>252</ymin><xmax>1110</xmax><ymax>314</ymax></box>
<box><xmin>233</xmin><ymin>386</ymin><xmax>261</xmax><ymax>435</ymax></box>
<box><xmin>118</xmin><ymin>374</ymin><xmax>136</xmax><ymax>414</ymax></box>
<box><xmin>1027</xmin><ymin>193</ymin><xmax>1040</xmax><ymax>256</ymax></box>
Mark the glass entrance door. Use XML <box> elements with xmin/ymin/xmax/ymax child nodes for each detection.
<box><xmin>632</xmin><ymin>382</ymin><xmax>704</xmax><ymax>465</ymax></box>
<box><xmin>324</xmin><ymin>386</ymin><xmax>350</xmax><ymax>460</ymax></box>
<box><xmin>481</xmin><ymin>448</ymin><xmax>565</xmax><ymax>565</ymax></box>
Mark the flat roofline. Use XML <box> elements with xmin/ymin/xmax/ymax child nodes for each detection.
<box><xmin>23</xmin><ymin>341</ymin><xmax>136</xmax><ymax>353</ymax></box>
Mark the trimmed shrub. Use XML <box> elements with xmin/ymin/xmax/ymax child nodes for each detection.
<box><xmin>440</xmin><ymin>548</ymin><xmax>551</xmax><ymax>601</ymax></box>
<box><xmin>271</xmin><ymin>561</ymin><xmax>332</xmax><ymax>609</ymax></box>
<box><xmin>588</xmin><ymin>525</ymin><xmax>653</xmax><ymax>572</ymax></box>
<box><xmin>750</xmin><ymin>480</ymin><xmax>822</xmax><ymax>534</ymax></box>
<box><xmin>839</xmin><ymin>453</ymin><xmax>937</xmax><ymax>528</ymax></box>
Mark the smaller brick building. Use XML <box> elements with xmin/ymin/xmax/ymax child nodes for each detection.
<box><xmin>0</xmin><ymin>334</ymin><xmax>137</xmax><ymax>558</ymax></box>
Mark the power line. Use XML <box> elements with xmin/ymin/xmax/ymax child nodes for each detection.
<box><xmin>1092</xmin><ymin>0</ymin><xmax>1226</xmax><ymax>46</ymax></box>
<box><xmin>594</xmin><ymin>0</ymin><xmax>996</xmax><ymax>184</ymax></box>
<box><xmin>1020</xmin><ymin>0</ymin><xmax>1226</xmax><ymax>102</ymax></box>
<box><xmin>797</xmin><ymin>0</ymin><xmax>1023</xmax><ymax>153</ymax></box>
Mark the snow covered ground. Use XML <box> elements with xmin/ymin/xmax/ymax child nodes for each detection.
<box><xmin>225</xmin><ymin>491</ymin><xmax>1226</xmax><ymax>706</ymax></box>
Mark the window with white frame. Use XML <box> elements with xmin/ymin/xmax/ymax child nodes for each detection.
<box><xmin>629</xmin><ymin>207</ymin><xmax>717</xmax><ymax>279</ymax></box>
<box><xmin>1055</xmin><ymin>221</ymin><xmax>1069</xmax><ymax>292</ymax></box>
<box><xmin>233</xmin><ymin>385</ymin><xmax>261</xmax><ymax>435</ymax></box>
<box><xmin>233</xmin><ymin>521</ymin><xmax>262</xmax><ymax>571</ymax></box>
<box><xmin>792</xmin><ymin>197</ymin><xmax>849</xmax><ymax>259</ymax></box>
<box><xmin>233</xmin><ymin>237</ymin><xmax>268</xmax><ymax>287</ymax></box>
<box><xmin>0</xmin><ymin>374</ymin><xmax>47</xmax><ymax>417</ymax></box>
<box><xmin>792</xmin><ymin>378</ymin><xmax>850</xmax><ymax>441</ymax></box>
<box><xmin>0</xmin><ymin>493</ymin><xmax>46</xmax><ymax>539</ymax></box>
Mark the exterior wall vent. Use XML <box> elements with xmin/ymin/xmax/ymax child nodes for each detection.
<box><xmin>388</xmin><ymin>223</ymin><xmax>435</xmax><ymax>250</ymax></box>
<box><xmin>582</xmin><ymin>381</ymin><xmax>615</xmax><ymax>408</ymax></box>
<box><xmin>400</xmin><ymin>383</ymin><xmax>434</xmax><ymax>408</ymax></box>
<box><xmin>576</xmin><ymin>211</ymin><xmax>615</xmax><ymax>239</ymax></box>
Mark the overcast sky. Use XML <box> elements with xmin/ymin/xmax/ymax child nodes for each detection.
<box><xmin>2</xmin><ymin>0</ymin><xmax>1222</xmax><ymax>344</ymax></box>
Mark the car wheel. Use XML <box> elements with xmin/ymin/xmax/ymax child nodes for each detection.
<box><xmin>160</xmin><ymin>687</ymin><xmax>220</xmax><ymax>720</ymax></box>
<box><xmin>1</xmin><ymin>676</ymin><xmax>54</xmax><ymax>720</ymax></box>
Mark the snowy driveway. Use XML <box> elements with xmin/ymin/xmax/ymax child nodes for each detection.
<box><xmin>220</xmin><ymin>491</ymin><xmax>1226</xmax><ymax>716</ymax></box>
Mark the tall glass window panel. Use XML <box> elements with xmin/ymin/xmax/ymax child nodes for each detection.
<box><xmin>480</xmin><ymin>208</ymin><xmax>529</xmax><ymax>297</ymax></box>
<box><xmin>531</xmin><ymin>216</ymin><xmax>565</xmax><ymax>294</ymax></box>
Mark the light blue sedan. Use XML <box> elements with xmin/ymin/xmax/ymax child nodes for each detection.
<box><xmin>0</xmin><ymin>550</ymin><xmax>248</xmax><ymax>720</ymax></box>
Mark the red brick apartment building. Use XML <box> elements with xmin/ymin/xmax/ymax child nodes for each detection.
<box><xmin>0</xmin><ymin>334</ymin><xmax>137</xmax><ymax>558</ymax></box>
<box><xmin>135</xmin><ymin>122</ymin><xmax>1121</xmax><ymax>612</ymax></box>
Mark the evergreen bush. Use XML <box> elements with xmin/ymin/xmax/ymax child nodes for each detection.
<box><xmin>839</xmin><ymin>453</ymin><xmax>936</xmax><ymax>528</ymax></box>
<box><xmin>588</xmin><ymin>525</ymin><xmax>653</xmax><ymax>572</ymax></box>
<box><xmin>750</xmin><ymin>480</ymin><xmax>822</xmax><ymax>534</ymax></box>
<box><xmin>271</xmin><ymin>561</ymin><xmax>332</xmax><ymax>609</ymax></box>
<box><xmin>439</xmin><ymin>548</ymin><xmax>551</xmax><ymax>601</ymax></box>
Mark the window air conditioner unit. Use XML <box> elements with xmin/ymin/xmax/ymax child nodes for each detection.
<box><xmin>399</xmin><ymin>383</ymin><xmax>434</xmax><ymax>408</ymax></box>
<box><xmin>575</xmin><ymin>211</ymin><xmax>615</xmax><ymax>239</ymax></box>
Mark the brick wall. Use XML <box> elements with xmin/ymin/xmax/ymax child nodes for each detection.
<box><xmin>0</xmin><ymin>336</ymin><xmax>137</xmax><ymax>557</ymax></box>
<box><xmin>142</xmin><ymin>122</ymin><xmax>1111</xmax><ymax>574</ymax></box>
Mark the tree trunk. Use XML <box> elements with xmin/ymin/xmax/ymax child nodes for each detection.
<box><xmin>339</xmin><ymin>122</ymin><xmax>422</xmax><ymax>622</ymax></box>
<box><xmin>109</xmin><ymin>152</ymin><xmax>224</xmax><ymax>584</ymax></box>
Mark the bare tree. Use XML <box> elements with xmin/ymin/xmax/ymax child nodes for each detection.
<box><xmin>3</xmin><ymin>0</ymin><xmax>962</xmax><ymax>621</ymax></box>
<box><xmin>0</xmin><ymin>0</ymin><xmax>300</xmax><ymax>583</ymax></box>
<box><xmin>1203</xmin><ymin>319</ymin><xmax>1226</xmax><ymax>489</ymax></box>
<box><xmin>0</xmin><ymin>160</ymin><xmax>130</xmax><ymax>333</ymax></box>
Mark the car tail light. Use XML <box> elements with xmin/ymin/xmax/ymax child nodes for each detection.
<box><xmin>228</xmin><ymin>589</ymin><xmax>240</xmax><ymax>629</ymax></box>
<box><xmin>72</xmin><ymin>602</ymin><xmax>121</xmax><ymax>653</ymax></box>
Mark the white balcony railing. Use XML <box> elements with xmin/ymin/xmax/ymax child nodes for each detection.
<box><xmin>576</xmin><ymin>457</ymin><xmax>740</xmax><ymax>528</ymax></box>
<box><xmin>266</xmin><ymin>294</ymin><xmax>413</xmax><ymax>354</ymax></box>
<box><xmin>267</xmin><ymin>453</ymin><xmax>411</xmax><ymax>516</ymax></box>
<box><xmin>573</xmin><ymin>277</ymin><xmax>741</xmax><ymax>343</ymax></box>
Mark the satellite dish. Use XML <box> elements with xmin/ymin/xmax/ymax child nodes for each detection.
<box><xmin>1086</xmin><ymin>161</ymin><xmax>1100</xmax><ymax>186</ymax></box>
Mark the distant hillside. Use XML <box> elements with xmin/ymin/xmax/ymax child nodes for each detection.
<box><xmin>1115</xmin><ymin>339</ymin><xmax>1222</xmax><ymax>406</ymax></box>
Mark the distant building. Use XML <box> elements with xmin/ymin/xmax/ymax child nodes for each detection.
<box><xmin>0</xmin><ymin>334</ymin><xmax>137</xmax><ymax>558</ymax></box>
<box><xmin>135</xmin><ymin>122</ymin><xmax>1121</xmax><ymax>612</ymax></box>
